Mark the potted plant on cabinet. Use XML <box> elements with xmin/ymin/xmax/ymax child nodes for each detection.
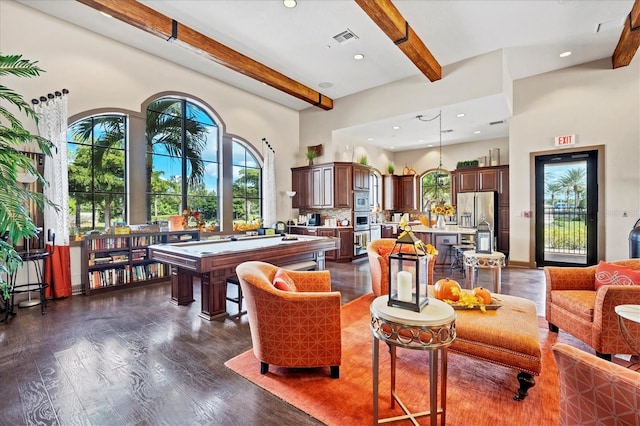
<box><xmin>306</xmin><ymin>148</ymin><xmax>318</xmax><ymax>165</ymax></box>
<box><xmin>0</xmin><ymin>53</ymin><xmax>55</xmax><ymax>301</ymax></box>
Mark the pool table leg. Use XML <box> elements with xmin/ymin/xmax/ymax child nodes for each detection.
<box><xmin>170</xmin><ymin>266</ymin><xmax>194</xmax><ymax>306</ymax></box>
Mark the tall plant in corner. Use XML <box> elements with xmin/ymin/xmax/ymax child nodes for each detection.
<box><xmin>0</xmin><ymin>53</ymin><xmax>55</xmax><ymax>300</ymax></box>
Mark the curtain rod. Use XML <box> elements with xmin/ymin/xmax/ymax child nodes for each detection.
<box><xmin>31</xmin><ymin>88</ymin><xmax>69</xmax><ymax>105</ymax></box>
<box><xmin>262</xmin><ymin>137</ymin><xmax>275</xmax><ymax>154</ymax></box>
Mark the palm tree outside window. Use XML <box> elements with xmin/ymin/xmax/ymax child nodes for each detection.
<box><xmin>231</xmin><ymin>141</ymin><xmax>262</xmax><ymax>231</ymax></box>
<box><xmin>145</xmin><ymin>98</ymin><xmax>219</xmax><ymax>225</ymax></box>
<box><xmin>67</xmin><ymin>114</ymin><xmax>127</xmax><ymax>234</ymax></box>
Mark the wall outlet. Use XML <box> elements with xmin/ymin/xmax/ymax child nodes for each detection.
<box><xmin>523</xmin><ymin>211</ymin><xmax>531</xmax><ymax>218</ymax></box>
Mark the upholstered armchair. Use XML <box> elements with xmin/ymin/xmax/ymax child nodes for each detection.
<box><xmin>367</xmin><ymin>238</ymin><xmax>435</xmax><ymax>297</ymax></box>
<box><xmin>552</xmin><ymin>343</ymin><xmax>640</xmax><ymax>425</ymax></box>
<box><xmin>235</xmin><ymin>261</ymin><xmax>342</xmax><ymax>378</ymax></box>
<box><xmin>545</xmin><ymin>259</ymin><xmax>640</xmax><ymax>360</ymax></box>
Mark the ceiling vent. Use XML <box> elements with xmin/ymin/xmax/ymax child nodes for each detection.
<box><xmin>441</xmin><ymin>129</ymin><xmax>454</xmax><ymax>133</ymax></box>
<box><xmin>333</xmin><ymin>29</ymin><xmax>359</xmax><ymax>44</ymax></box>
<box><xmin>489</xmin><ymin>120</ymin><xmax>505</xmax><ymax>126</ymax></box>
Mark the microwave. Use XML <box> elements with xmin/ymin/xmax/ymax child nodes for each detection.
<box><xmin>354</xmin><ymin>191</ymin><xmax>369</xmax><ymax>211</ymax></box>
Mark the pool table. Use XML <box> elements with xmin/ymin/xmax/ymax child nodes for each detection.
<box><xmin>149</xmin><ymin>234</ymin><xmax>339</xmax><ymax>320</ymax></box>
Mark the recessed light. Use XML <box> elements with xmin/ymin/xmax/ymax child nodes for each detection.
<box><xmin>353</xmin><ymin>53</ymin><xmax>365</xmax><ymax>60</ymax></box>
<box><xmin>456</xmin><ymin>113</ymin><xmax>465</xmax><ymax>118</ymax></box>
<box><xmin>367</xmin><ymin>138</ymin><xmax>374</xmax><ymax>141</ymax></box>
<box><xmin>427</xmin><ymin>144</ymin><xmax>434</xmax><ymax>147</ymax></box>
<box><xmin>318</xmin><ymin>82</ymin><xmax>333</xmax><ymax>88</ymax></box>
<box><xmin>392</xmin><ymin>126</ymin><xmax>400</xmax><ymax>130</ymax></box>
<box><xmin>474</xmin><ymin>130</ymin><xmax>481</xmax><ymax>134</ymax></box>
<box><xmin>100</xmin><ymin>11</ymin><xmax>112</xmax><ymax>18</ymax></box>
<box><xmin>389</xmin><ymin>146</ymin><xmax>395</xmax><ymax>150</ymax></box>
<box><xmin>417</xmin><ymin>139</ymin><xmax>424</xmax><ymax>143</ymax></box>
<box><xmin>559</xmin><ymin>51</ymin><xmax>572</xmax><ymax>58</ymax></box>
<box><xmin>283</xmin><ymin>0</ymin><xmax>297</xmax><ymax>8</ymax></box>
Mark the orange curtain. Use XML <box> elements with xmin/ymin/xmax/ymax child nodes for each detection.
<box><xmin>44</xmin><ymin>244</ymin><xmax>72</xmax><ymax>298</ymax></box>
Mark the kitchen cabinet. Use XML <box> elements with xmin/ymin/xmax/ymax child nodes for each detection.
<box><xmin>382</xmin><ymin>175</ymin><xmax>398</xmax><ymax>210</ymax></box>
<box><xmin>353</xmin><ymin>164</ymin><xmax>370</xmax><ymax>190</ymax></box>
<box><xmin>398</xmin><ymin>175</ymin><xmax>417</xmax><ymax>210</ymax></box>
<box><xmin>334</xmin><ymin>163</ymin><xmax>353</xmax><ymax>208</ymax></box>
<box><xmin>291</xmin><ymin>162</ymin><xmax>368</xmax><ymax>209</ymax></box>
<box><xmin>478</xmin><ymin>168</ymin><xmax>498</xmax><ymax>191</ymax></box>
<box><xmin>382</xmin><ymin>174</ymin><xmax>417</xmax><ymax>211</ymax></box>
<box><xmin>291</xmin><ymin>167</ymin><xmax>311</xmax><ymax>209</ymax></box>
<box><xmin>312</xmin><ymin>165</ymin><xmax>333</xmax><ymax>208</ymax></box>
<box><xmin>453</xmin><ymin>165</ymin><xmax>510</xmax><ymax>253</ymax></box>
<box><xmin>381</xmin><ymin>224</ymin><xmax>397</xmax><ymax>239</ymax></box>
<box><xmin>290</xmin><ymin>226</ymin><xmax>352</xmax><ymax>262</ymax></box>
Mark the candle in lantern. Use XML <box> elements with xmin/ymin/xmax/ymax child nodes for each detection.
<box><xmin>397</xmin><ymin>271</ymin><xmax>412</xmax><ymax>302</ymax></box>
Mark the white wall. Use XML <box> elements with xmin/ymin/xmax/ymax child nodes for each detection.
<box><xmin>511</xmin><ymin>58</ymin><xmax>640</xmax><ymax>262</ymax></box>
<box><xmin>1</xmin><ymin>1</ymin><xmax>300</xmax><ymax>221</ymax></box>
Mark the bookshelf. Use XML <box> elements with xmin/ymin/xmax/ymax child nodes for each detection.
<box><xmin>82</xmin><ymin>230</ymin><xmax>199</xmax><ymax>295</ymax></box>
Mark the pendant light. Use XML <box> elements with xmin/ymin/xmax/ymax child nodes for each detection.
<box><xmin>416</xmin><ymin>111</ymin><xmax>445</xmax><ymax>203</ymax></box>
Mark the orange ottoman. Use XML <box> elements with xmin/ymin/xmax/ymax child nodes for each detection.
<box><xmin>447</xmin><ymin>293</ymin><xmax>542</xmax><ymax>401</ymax></box>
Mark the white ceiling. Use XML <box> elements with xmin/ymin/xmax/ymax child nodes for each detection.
<box><xmin>18</xmin><ymin>0</ymin><xmax>635</xmax><ymax>151</ymax></box>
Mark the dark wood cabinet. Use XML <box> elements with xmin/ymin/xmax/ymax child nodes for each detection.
<box><xmin>383</xmin><ymin>174</ymin><xmax>417</xmax><ymax>211</ymax></box>
<box><xmin>334</xmin><ymin>163</ymin><xmax>353</xmax><ymax>208</ymax></box>
<box><xmin>292</xmin><ymin>162</ymin><xmax>369</xmax><ymax>209</ymax></box>
<box><xmin>381</xmin><ymin>224</ymin><xmax>397</xmax><ymax>239</ymax></box>
<box><xmin>478</xmin><ymin>168</ymin><xmax>498</xmax><ymax>191</ymax></box>
<box><xmin>398</xmin><ymin>175</ymin><xmax>417</xmax><ymax>210</ymax></box>
<box><xmin>382</xmin><ymin>175</ymin><xmax>398</xmax><ymax>210</ymax></box>
<box><xmin>82</xmin><ymin>230</ymin><xmax>199</xmax><ymax>296</ymax></box>
<box><xmin>290</xmin><ymin>226</ymin><xmax>352</xmax><ymax>262</ymax></box>
<box><xmin>291</xmin><ymin>168</ymin><xmax>311</xmax><ymax>209</ymax></box>
<box><xmin>353</xmin><ymin>164</ymin><xmax>370</xmax><ymax>191</ymax></box>
<box><xmin>453</xmin><ymin>165</ymin><xmax>509</xmax><ymax>253</ymax></box>
<box><xmin>457</xmin><ymin>169</ymin><xmax>478</xmax><ymax>192</ymax></box>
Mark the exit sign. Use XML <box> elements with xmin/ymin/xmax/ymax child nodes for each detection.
<box><xmin>555</xmin><ymin>134</ymin><xmax>576</xmax><ymax>147</ymax></box>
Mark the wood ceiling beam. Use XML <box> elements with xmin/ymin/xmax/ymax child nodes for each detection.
<box><xmin>355</xmin><ymin>0</ymin><xmax>441</xmax><ymax>82</ymax></box>
<box><xmin>75</xmin><ymin>0</ymin><xmax>333</xmax><ymax>110</ymax></box>
<box><xmin>612</xmin><ymin>0</ymin><xmax>640</xmax><ymax>69</ymax></box>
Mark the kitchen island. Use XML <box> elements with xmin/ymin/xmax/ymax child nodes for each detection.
<box><xmin>380</xmin><ymin>223</ymin><xmax>476</xmax><ymax>267</ymax></box>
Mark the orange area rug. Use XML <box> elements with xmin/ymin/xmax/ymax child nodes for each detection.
<box><xmin>225</xmin><ymin>293</ymin><xmax>589</xmax><ymax>425</ymax></box>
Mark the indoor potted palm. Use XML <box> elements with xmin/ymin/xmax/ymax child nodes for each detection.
<box><xmin>0</xmin><ymin>53</ymin><xmax>55</xmax><ymax>300</ymax></box>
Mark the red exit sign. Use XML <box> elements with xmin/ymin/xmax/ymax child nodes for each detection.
<box><xmin>554</xmin><ymin>134</ymin><xmax>576</xmax><ymax>146</ymax></box>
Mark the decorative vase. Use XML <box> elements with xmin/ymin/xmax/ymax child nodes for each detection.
<box><xmin>436</xmin><ymin>215</ymin><xmax>446</xmax><ymax>228</ymax></box>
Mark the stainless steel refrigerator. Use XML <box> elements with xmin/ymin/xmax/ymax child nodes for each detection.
<box><xmin>457</xmin><ymin>191</ymin><xmax>498</xmax><ymax>231</ymax></box>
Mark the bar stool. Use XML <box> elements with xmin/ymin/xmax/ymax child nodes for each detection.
<box><xmin>450</xmin><ymin>244</ymin><xmax>475</xmax><ymax>277</ymax></box>
<box><xmin>8</xmin><ymin>229</ymin><xmax>55</xmax><ymax>317</ymax></box>
<box><xmin>226</xmin><ymin>276</ymin><xmax>246</xmax><ymax>318</ymax></box>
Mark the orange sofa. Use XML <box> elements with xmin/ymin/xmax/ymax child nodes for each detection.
<box><xmin>235</xmin><ymin>261</ymin><xmax>342</xmax><ymax>378</ymax></box>
<box><xmin>545</xmin><ymin>259</ymin><xmax>640</xmax><ymax>360</ymax></box>
<box><xmin>553</xmin><ymin>343</ymin><xmax>640</xmax><ymax>425</ymax></box>
<box><xmin>367</xmin><ymin>238</ymin><xmax>435</xmax><ymax>297</ymax></box>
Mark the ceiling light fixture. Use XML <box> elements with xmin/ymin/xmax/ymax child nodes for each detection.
<box><xmin>392</xmin><ymin>126</ymin><xmax>400</xmax><ymax>130</ymax></box>
<box><xmin>417</xmin><ymin>111</ymin><xmax>446</xmax><ymax>204</ymax></box>
<box><xmin>283</xmin><ymin>0</ymin><xmax>297</xmax><ymax>8</ymax></box>
<box><xmin>474</xmin><ymin>130</ymin><xmax>481</xmax><ymax>134</ymax></box>
<box><xmin>353</xmin><ymin>53</ymin><xmax>365</xmax><ymax>60</ymax></box>
<box><xmin>559</xmin><ymin>51</ymin><xmax>572</xmax><ymax>58</ymax></box>
<box><xmin>100</xmin><ymin>11</ymin><xmax>112</xmax><ymax>18</ymax></box>
<box><xmin>456</xmin><ymin>113</ymin><xmax>465</xmax><ymax>118</ymax></box>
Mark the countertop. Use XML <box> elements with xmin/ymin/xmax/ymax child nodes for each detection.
<box><xmin>289</xmin><ymin>224</ymin><xmax>353</xmax><ymax>229</ymax></box>
<box><xmin>380</xmin><ymin>223</ymin><xmax>477</xmax><ymax>234</ymax></box>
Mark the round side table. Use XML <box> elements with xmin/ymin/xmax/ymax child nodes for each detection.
<box><xmin>370</xmin><ymin>296</ymin><xmax>456</xmax><ymax>426</ymax></box>
<box><xmin>463</xmin><ymin>250</ymin><xmax>506</xmax><ymax>293</ymax></box>
<box><xmin>615</xmin><ymin>304</ymin><xmax>640</xmax><ymax>355</ymax></box>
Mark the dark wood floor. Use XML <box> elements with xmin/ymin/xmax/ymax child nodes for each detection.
<box><xmin>0</xmin><ymin>259</ymin><xmax>546</xmax><ymax>425</ymax></box>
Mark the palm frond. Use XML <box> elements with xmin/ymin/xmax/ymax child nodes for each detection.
<box><xmin>0</xmin><ymin>54</ymin><xmax>44</xmax><ymax>78</ymax></box>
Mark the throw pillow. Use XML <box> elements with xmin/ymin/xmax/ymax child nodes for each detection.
<box><xmin>272</xmin><ymin>269</ymin><xmax>296</xmax><ymax>292</ymax></box>
<box><xmin>594</xmin><ymin>261</ymin><xmax>640</xmax><ymax>290</ymax></box>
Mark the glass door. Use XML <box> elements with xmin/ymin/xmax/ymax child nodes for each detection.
<box><xmin>534</xmin><ymin>150</ymin><xmax>598</xmax><ymax>267</ymax></box>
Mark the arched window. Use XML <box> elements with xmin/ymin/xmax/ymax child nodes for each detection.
<box><xmin>67</xmin><ymin>114</ymin><xmax>127</xmax><ymax>233</ymax></box>
<box><xmin>421</xmin><ymin>169</ymin><xmax>452</xmax><ymax>211</ymax></box>
<box><xmin>232</xmin><ymin>140</ymin><xmax>262</xmax><ymax>230</ymax></box>
<box><xmin>146</xmin><ymin>97</ymin><xmax>220</xmax><ymax>225</ymax></box>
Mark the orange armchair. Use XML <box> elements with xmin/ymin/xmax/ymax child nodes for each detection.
<box><xmin>235</xmin><ymin>261</ymin><xmax>342</xmax><ymax>378</ymax></box>
<box><xmin>545</xmin><ymin>259</ymin><xmax>640</xmax><ymax>359</ymax></box>
<box><xmin>367</xmin><ymin>238</ymin><xmax>435</xmax><ymax>297</ymax></box>
<box><xmin>552</xmin><ymin>343</ymin><xmax>640</xmax><ymax>425</ymax></box>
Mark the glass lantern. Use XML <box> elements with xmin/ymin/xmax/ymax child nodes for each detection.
<box><xmin>388</xmin><ymin>228</ymin><xmax>429</xmax><ymax>312</ymax></box>
<box><xmin>476</xmin><ymin>219</ymin><xmax>493</xmax><ymax>254</ymax></box>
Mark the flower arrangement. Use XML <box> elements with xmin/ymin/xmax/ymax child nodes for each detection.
<box><xmin>431</xmin><ymin>203</ymin><xmax>455</xmax><ymax>217</ymax></box>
